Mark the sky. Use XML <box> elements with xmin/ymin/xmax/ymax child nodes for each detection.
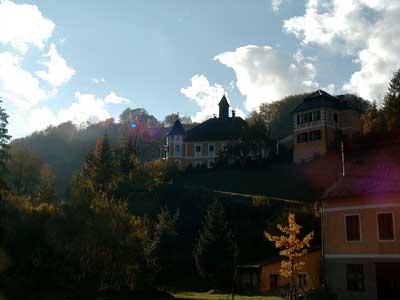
<box><xmin>1</xmin><ymin>0</ymin><xmax>399</xmax><ymax>138</ymax></box>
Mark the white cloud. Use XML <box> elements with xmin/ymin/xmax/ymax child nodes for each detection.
<box><xmin>25</xmin><ymin>90</ymin><xmax>132</xmax><ymax>135</ymax></box>
<box><xmin>36</xmin><ymin>43</ymin><xmax>75</xmax><ymax>89</ymax></box>
<box><xmin>271</xmin><ymin>0</ymin><xmax>288</xmax><ymax>12</ymax></box>
<box><xmin>181</xmin><ymin>75</ymin><xmax>243</xmax><ymax>122</ymax></box>
<box><xmin>58</xmin><ymin>92</ymin><xmax>111</xmax><ymax>125</ymax></box>
<box><xmin>214</xmin><ymin>45</ymin><xmax>319</xmax><ymax>111</ymax></box>
<box><xmin>104</xmin><ymin>91</ymin><xmax>130</xmax><ymax>104</ymax></box>
<box><xmin>92</xmin><ymin>77</ymin><xmax>105</xmax><ymax>84</ymax></box>
<box><xmin>27</xmin><ymin>106</ymin><xmax>57</xmax><ymax>132</ymax></box>
<box><xmin>284</xmin><ymin>0</ymin><xmax>400</xmax><ymax>101</ymax></box>
<box><xmin>0</xmin><ymin>0</ymin><xmax>54</xmax><ymax>53</ymax></box>
<box><xmin>0</xmin><ymin>51</ymin><xmax>47</xmax><ymax>108</ymax></box>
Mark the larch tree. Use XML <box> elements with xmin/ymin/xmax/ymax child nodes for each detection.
<box><xmin>265</xmin><ymin>213</ymin><xmax>314</xmax><ymax>300</ymax></box>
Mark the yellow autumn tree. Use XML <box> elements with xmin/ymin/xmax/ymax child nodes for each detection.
<box><xmin>265</xmin><ymin>213</ymin><xmax>314</xmax><ymax>300</ymax></box>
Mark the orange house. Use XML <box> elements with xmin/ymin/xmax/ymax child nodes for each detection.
<box><xmin>321</xmin><ymin>148</ymin><xmax>400</xmax><ymax>300</ymax></box>
<box><xmin>236</xmin><ymin>249</ymin><xmax>321</xmax><ymax>295</ymax></box>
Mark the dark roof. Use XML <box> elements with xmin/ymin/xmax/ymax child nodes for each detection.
<box><xmin>292</xmin><ymin>90</ymin><xmax>356</xmax><ymax>113</ymax></box>
<box><xmin>322</xmin><ymin>145</ymin><xmax>400</xmax><ymax>199</ymax></box>
<box><xmin>167</xmin><ymin>119</ymin><xmax>186</xmax><ymax>136</ymax></box>
<box><xmin>237</xmin><ymin>248</ymin><xmax>321</xmax><ymax>268</ymax></box>
<box><xmin>184</xmin><ymin>116</ymin><xmax>246</xmax><ymax>142</ymax></box>
<box><xmin>219</xmin><ymin>95</ymin><xmax>229</xmax><ymax>107</ymax></box>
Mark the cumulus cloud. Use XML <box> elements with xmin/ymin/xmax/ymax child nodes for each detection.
<box><xmin>271</xmin><ymin>0</ymin><xmax>288</xmax><ymax>12</ymax></box>
<box><xmin>36</xmin><ymin>43</ymin><xmax>75</xmax><ymax>89</ymax></box>
<box><xmin>181</xmin><ymin>75</ymin><xmax>243</xmax><ymax>122</ymax></box>
<box><xmin>27</xmin><ymin>106</ymin><xmax>57</xmax><ymax>132</ymax></box>
<box><xmin>104</xmin><ymin>91</ymin><xmax>131</xmax><ymax>104</ymax></box>
<box><xmin>284</xmin><ymin>0</ymin><xmax>400</xmax><ymax>101</ymax></box>
<box><xmin>214</xmin><ymin>45</ymin><xmax>319</xmax><ymax>111</ymax></box>
<box><xmin>57</xmin><ymin>92</ymin><xmax>111</xmax><ymax>125</ymax></box>
<box><xmin>0</xmin><ymin>0</ymin><xmax>54</xmax><ymax>53</ymax></box>
<box><xmin>0</xmin><ymin>51</ymin><xmax>47</xmax><ymax>108</ymax></box>
<box><xmin>25</xmin><ymin>91</ymin><xmax>132</xmax><ymax>135</ymax></box>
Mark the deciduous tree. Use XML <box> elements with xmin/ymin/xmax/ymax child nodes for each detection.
<box><xmin>265</xmin><ymin>213</ymin><xmax>314</xmax><ymax>300</ymax></box>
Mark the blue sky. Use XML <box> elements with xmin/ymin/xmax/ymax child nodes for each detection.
<box><xmin>1</xmin><ymin>0</ymin><xmax>399</xmax><ymax>138</ymax></box>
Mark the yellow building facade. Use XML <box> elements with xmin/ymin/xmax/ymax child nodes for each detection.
<box><xmin>292</xmin><ymin>90</ymin><xmax>362</xmax><ymax>163</ymax></box>
<box><xmin>166</xmin><ymin>95</ymin><xmax>246</xmax><ymax>169</ymax></box>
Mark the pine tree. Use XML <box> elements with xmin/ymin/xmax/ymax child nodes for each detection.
<box><xmin>383</xmin><ymin>69</ymin><xmax>400</xmax><ymax>130</ymax></box>
<box><xmin>0</xmin><ymin>98</ymin><xmax>11</xmax><ymax>189</ymax></box>
<box><xmin>82</xmin><ymin>134</ymin><xmax>114</xmax><ymax>192</ymax></box>
<box><xmin>194</xmin><ymin>200</ymin><xmax>238</xmax><ymax>291</ymax></box>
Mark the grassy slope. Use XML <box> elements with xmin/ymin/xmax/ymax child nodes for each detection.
<box><xmin>174</xmin><ymin>155</ymin><xmax>341</xmax><ymax>202</ymax></box>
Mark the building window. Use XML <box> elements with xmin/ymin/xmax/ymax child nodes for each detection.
<box><xmin>333</xmin><ymin>112</ymin><xmax>339</xmax><ymax>124</ymax></box>
<box><xmin>377</xmin><ymin>212</ymin><xmax>394</xmax><ymax>240</ymax></box>
<box><xmin>309</xmin><ymin>130</ymin><xmax>321</xmax><ymax>141</ymax></box>
<box><xmin>207</xmin><ymin>160</ymin><xmax>214</xmax><ymax>168</ymax></box>
<box><xmin>345</xmin><ymin>215</ymin><xmax>361</xmax><ymax>241</ymax></box>
<box><xmin>175</xmin><ymin>144</ymin><xmax>181</xmax><ymax>155</ymax></box>
<box><xmin>298</xmin><ymin>272</ymin><xmax>308</xmax><ymax>290</ymax></box>
<box><xmin>297</xmin><ymin>115</ymin><xmax>301</xmax><ymax>125</ymax></box>
<box><xmin>347</xmin><ymin>264</ymin><xmax>365</xmax><ymax>291</ymax></box>
<box><xmin>313</xmin><ymin>110</ymin><xmax>321</xmax><ymax>121</ymax></box>
<box><xmin>195</xmin><ymin>144</ymin><xmax>202</xmax><ymax>157</ymax></box>
<box><xmin>297</xmin><ymin>132</ymin><xmax>309</xmax><ymax>143</ymax></box>
<box><xmin>209</xmin><ymin>144</ymin><xmax>215</xmax><ymax>155</ymax></box>
<box><xmin>270</xmin><ymin>274</ymin><xmax>279</xmax><ymax>289</ymax></box>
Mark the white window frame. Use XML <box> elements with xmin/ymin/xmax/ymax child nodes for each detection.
<box><xmin>297</xmin><ymin>272</ymin><xmax>308</xmax><ymax>290</ymax></box>
<box><xmin>207</xmin><ymin>159</ymin><xmax>214</xmax><ymax>169</ymax></box>
<box><xmin>194</xmin><ymin>161</ymin><xmax>202</xmax><ymax>167</ymax></box>
<box><xmin>195</xmin><ymin>143</ymin><xmax>202</xmax><ymax>158</ymax></box>
<box><xmin>208</xmin><ymin>143</ymin><xmax>215</xmax><ymax>157</ymax></box>
<box><xmin>344</xmin><ymin>214</ymin><xmax>362</xmax><ymax>243</ymax></box>
<box><xmin>376</xmin><ymin>212</ymin><xmax>395</xmax><ymax>242</ymax></box>
<box><xmin>175</xmin><ymin>144</ymin><xmax>181</xmax><ymax>156</ymax></box>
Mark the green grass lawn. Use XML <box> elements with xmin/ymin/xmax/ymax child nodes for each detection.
<box><xmin>173</xmin><ymin>291</ymin><xmax>282</xmax><ymax>300</ymax></box>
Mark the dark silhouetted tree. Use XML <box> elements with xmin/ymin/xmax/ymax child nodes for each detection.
<box><xmin>194</xmin><ymin>200</ymin><xmax>238</xmax><ymax>290</ymax></box>
<box><xmin>0</xmin><ymin>98</ymin><xmax>11</xmax><ymax>186</ymax></box>
<box><xmin>383</xmin><ymin>68</ymin><xmax>400</xmax><ymax>130</ymax></box>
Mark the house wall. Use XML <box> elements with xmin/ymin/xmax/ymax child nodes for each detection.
<box><xmin>323</xmin><ymin>193</ymin><xmax>400</xmax><ymax>300</ymax></box>
<box><xmin>259</xmin><ymin>250</ymin><xmax>321</xmax><ymax>293</ymax></box>
<box><xmin>237</xmin><ymin>250</ymin><xmax>321</xmax><ymax>294</ymax></box>
<box><xmin>293</xmin><ymin>107</ymin><xmax>361</xmax><ymax>163</ymax></box>
<box><xmin>323</xmin><ymin>194</ymin><xmax>400</xmax><ymax>255</ymax></box>
<box><xmin>167</xmin><ymin>140</ymin><xmax>229</xmax><ymax>169</ymax></box>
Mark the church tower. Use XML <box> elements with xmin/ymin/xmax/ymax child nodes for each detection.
<box><xmin>218</xmin><ymin>95</ymin><xmax>229</xmax><ymax>118</ymax></box>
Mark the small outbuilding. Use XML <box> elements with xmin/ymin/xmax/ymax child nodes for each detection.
<box><xmin>236</xmin><ymin>249</ymin><xmax>321</xmax><ymax>294</ymax></box>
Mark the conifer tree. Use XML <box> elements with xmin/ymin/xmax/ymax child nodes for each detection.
<box><xmin>194</xmin><ymin>200</ymin><xmax>238</xmax><ymax>291</ymax></box>
<box><xmin>383</xmin><ymin>69</ymin><xmax>400</xmax><ymax>130</ymax></box>
<box><xmin>0</xmin><ymin>98</ymin><xmax>11</xmax><ymax>188</ymax></box>
<box><xmin>82</xmin><ymin>134</ymin><xmax>114</xmax><ymax>192</ymax></box>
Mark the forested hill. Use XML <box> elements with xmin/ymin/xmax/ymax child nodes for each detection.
<box><xmin>10</xmin><ymin>109</ymin><xmax>170</xmax><ymax>194</ymax></box>
<box><xmin>8</xmin><ymin>93</ymin><xmax>368</xmax><ymax>195</ymax></box>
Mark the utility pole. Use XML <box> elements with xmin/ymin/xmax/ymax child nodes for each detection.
<box><xmin>341</xmin><ymin>141</ymin><xmax>345</xmax><ymax>177</ymax></box>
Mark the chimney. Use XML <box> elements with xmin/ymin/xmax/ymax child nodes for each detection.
<box><xmin>232</xmin><ymin>110</ymin><xmax>236</xmax><ymax>118</ymax></box>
